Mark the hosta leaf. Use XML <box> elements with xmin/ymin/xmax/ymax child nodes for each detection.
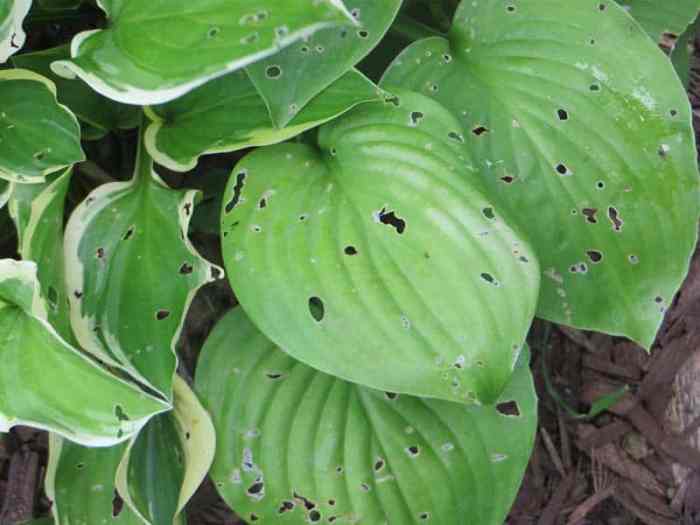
<box><xmin>45</xmin><ymin>436</ymin><xmax>142</xmax><ymax>525</ymax></box>
<box><xmin>0</xmin><ymin>0</ymin><xmax>30</xmax><ymax>62</ymax></box>
<box><xmin>116</xmin><ymin>376</ymin><xmax>215</xmax><ymax>525</ymax></box>
<box><xmin>0</xmin><ymin>259</ymin><xmax>168</xmax><ymax>446</ymax></box>
<box><xmin>382</xmin><ymin>0</ymin><xmax>700</xmax><ymax>348</ymax></box>
<box><xmin>221</xmin><ymin>90</ymin><xmax>540</xmax><ymax>404</ymax></box>
<box><xmin>12</xmin><ymin>45</ymin><xmax>140</xmax><ymax>135</ymax></box>
<box><xmin>0</xmin><ymin>70</ymin><xmax>84</xmax><ymax>183</ymax></box>
<box><xmin>145</xmin><ymin>68</ymin><xmax>383</xmax><ymax>172</ymax></box>
<box><xmin>671</xmin><ymin>18</ymin><xmax>699</xmax><ymax>89</ymax></box>
<box><xmin>196</xmin><ymin>309</ymin><xmax>537</xmax><ymax>525</ymax></box>
<box><xmin>246</xmin><ymin>0</ymin><xmax>401</xmax><ymax>128</ymax></box>
<box><xmin>617</xmin><ymin>0</ymin><xmax>700</xmax><ymax>41</ymax></box>
<box><xmin>52</xmin><ymin>0</ymin><xmax>356</xmax><ymax>105</ymax></box>
<box><xmin>9</xmin><ymin>169</ymin><xmax>73</xmax><ymax>338</ymax></box>
<box><xmin>64</xmin><ymin>133</ymin><xmax>221</xmax><ymax>399</ymax></box>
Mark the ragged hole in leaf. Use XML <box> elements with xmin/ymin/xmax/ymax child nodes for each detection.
<box><xmin>293</xmin><ymin>491</ymin><xmax>317</xmax><ymax>511</ymax></box>
<box><xmin>156</xmin><ymin>309</ymin><xmax>171</xmax><ymax>321</ymax></box>
<box><xmin>123</xmin><ymin>227</ymin><xmax>135</xmax><ymax>240</ymax></box>
<box><xmin>225</xmin><ymin>171</ymin><xmax>247</xmax><ymax>213</ymax></box>
<box><xmin>496</xmin><ymin>400</ymin><xmax>521</xmax><ymax>417</ymax></box>
<box><xmin>582</xmin><ymin>208</ymin><xmax>598</xmax><ymax>224</ymax></box>
<box><xmin>247</xmin><ymin>479</ymin><xmax>265</xmax><ymax>500</ymax></box>
<box><xmin>377</xmin><ymin>208</ymin><xmax>406</xmax><ymax>234</ymax></box>
<box><xmin>96</xmin><ymin>247</ymin><xmax>105</xmax><ymax>259</ymax></box>
<box><xmin>586</xmin><ymin>250</ymin><xmax>603</xmax><ymax>263</ymax></box>
<box><xmin>114</xmin><ymin>405</ymin><xmax>130</xmax><ymax>421</ymax></box>
<box><xmin>480</xmin><ymin>272</ymin><xmax>499</xmax><ymax>286</ymax></box>
<box><xmin>308</xmin><ymin>297</ymin><xmax>324</xmax><ymax>322</ymax></box>
<box><xmin>472</xmin><ymin>125</ymin><xmax>489</xmax><ymax>136</ymax></box>
<box><xmin>608</xmin><ymin>206</ymin><xmax>623</xmax><ymax>232</ymax></box>
<box><xmin>112</xmin><ymin>490</ymin><xmax>124</xmax><ymax>517</ymax></box>
<box><xmin>557</xmin><ymin>109</ymin><xmax>569</xmax><ymax>121</ymax></box>
<box><xmin>278</xmin><ymin>500</ymin><xmax>295</xmax><ymax>514</ymax></box>
<box><xmin>410</xmin><ymin>111</ymin><xmax>424</xmax><ymax>126</ymax></box>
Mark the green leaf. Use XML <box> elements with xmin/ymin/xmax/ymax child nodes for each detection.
<box><xmin>0</xmin><ymin>0</ymin><xmax>30</xmax><ymax>62</ymax></box>
<box><xmin>617</xmin><ymin>0</ymin><xmax>700</xmax><ymax>41</ymax></box>
<box><xmin>246</xmin><ymin>0</ymin><xmax>401</xmax><ymax>127</ymax></box>
<box><xmin>221</xmin><ymin>90</ymin><xmax>540</xmax><ymax>405</ymax></box>
<box><xmin>0</xmin><ymin>259</ymin><xmax>169</xmax><ymax>446</ymax></box>
<box><xmin>9</xmin><ymin>169</ymin><xmax>73</xmax><ymax>339</ymax></box>
<box><xmin>671</xmin><ymin>17</ymin><xmax>699</xmax><ymax>89</ymax></box>
<box><xmin>0</xmin><ymin>70</ymin><xmax>84</xmax><ymax>183</ymax></box>
<box><xmin>116</xmin><ymin>376</ymin><xmax>215</xmax><ymax>525</ymax></box>
<box><xmin>52</xmin><ymin>0</ymin><xmax>356</xmax><ymax>105</ymax></box>
<box><xmin>382</xmin><ymin>0</ymin><xmax>700</xmax><ymax>348</ymax></box>
<box><xmin>45</xmin><ymin>437</ymin><xmax>142</xmax><ymax>525</ymax></box>
<box><xmin>12</xmin><ymin>45</ymin><xmax>140</xmax><ymax>135</ymax></box>
<box><xmin>145</xmin><ymin>68</ymin><xmax>383</xmax><ymax>172</ymax></box>
<box><xmin>64</xmin><ymin>131</ymin><xmax>222</xmax><ymax>399</ymax></box>
<box><xmin>196</xmin><ymin>309</ymin><xmax>537</xmax><ymax>525</ymax></box>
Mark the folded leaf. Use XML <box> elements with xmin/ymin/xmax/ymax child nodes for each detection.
<box><xmin>247</xmin><ymin>0</ymin><xmax>401</xmax><ymax>127</ymax></box>
<box><xmin>0</xmin><ymin>259</ymin><xmax>168</xmax><ymax>446</ymax></box>
<box><xmin>0</xmin><ymin>0</ymin><xmax>30</xmax><ymax>62</ymax></box>
<box><xmin>116</xmin><ymin>376</ymin><xmax>215</xmax><ymax>525</ymax></box>
<box><xmin>64</xmin><ymin>132</ymin><xmax>221</xmax><ymax>399</ymax></box>
<box><xmin>617</xmin><ymin>0</ymin><xmax>700</xmax><ymax>41</ymax></box>
<box><xmin>0</xmin><ymin>70</ymin><xmax>84</xmax><ymax>183</ymax></box>
<box><xmin>196</xmin><ymin>309</ymin><xmax>537</xmax><ymax>525</ymax></box>
<box><xmin>145</xmin><ymin>68</ymin><xmax>383</xmax><ymax>172</ymax></box>
<box><xmin>382</xmin><ymin>0</ymin><xmax>700</xmax><ymax>348</ymax></box>
<box><xmin>12</xmin><ymin>45</ymin><xmax>140</xmax><ymax>135</ymax></box>
<box><xmin>221</xmin><ymin>90</ymin><xmax>540</xmax><ymax>404</ymax></box>
<box><xmin>52</xmin><ymin>0</ymin><xmax>356</xmax><ymax>105</ymax></box>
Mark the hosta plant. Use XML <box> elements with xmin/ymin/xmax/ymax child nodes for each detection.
<box><xmin>1</xmin><ymin>0</ymin><xmax>699</xmax><ymax>524</ymax></box>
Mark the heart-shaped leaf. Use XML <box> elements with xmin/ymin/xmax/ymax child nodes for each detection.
<box><xmin>196</xmin><ymin>308</ymin><xmax>537</xmax><ymax>525</ymax></box>
<box><xmin>52</xmin><ymin>0</ymin><xmax>356</xmax><ymax>105</ymax></box>
<box><xmin>246</xmin><ymin>0</ymin><xmax>401</xmax><ymax>127</ymax></box>
<box><xmin>12</xmin><ymin>45</ymin><xmax>140</xmax><ymax>136</ymax></box>
<box><xmin>0</xmin><ymin>70</ymin><xmax>84</xmax><ymax>183</ymax></box>
<box><xmin>0</xmin><ymin>0</ymin><xmax>30</xmax><ymax>62</ymax></box>
<box><xmin>145</xmin><ymin>68</ymin><xmax>383</xmax><ymax>172</ymax></box>
<box><xmin>616</xmin><ymin>0</ymin><xmax>700</xmax><ymax>41</ymax></box>
<box><xmin>0</xmin><ymin>259</ymin><xmax>169</xmax><ymax>446</ymax></box>
<box><xmin>382</xmin><ymin>0</ymin><xmax>700</xmax><ymax>348</ymax></box>
<box><xmin>221</xmin><ymin>89</ymin><xmax>540</xmax><ymax>404</ymax></box>
<box><xmin>64</xmin><ymin>132</ymin><xmax>221</xmax><ymax>399</ymax></box>
<box><xmin>115</xmin><ymin>376</ymin><xmax>215</xmax><ymax>525</ymax></box>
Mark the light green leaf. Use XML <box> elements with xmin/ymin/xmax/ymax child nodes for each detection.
<box><xmin>0</xmin><ymin>259</ymin><xmax>169</xmax><ymax>446</ymax></box>
<box><xmin>0</xmin><ymin>0</ymin><xmax>30</xmax><ymax>62</ymax></box>
<box><xmin>196</xmin><ymin>309</ymin><xmax>537</xmax><ymax>525</ymax></box>
<box><xmin>0</xmin><ymin>70</ymin><xmax>84</xmax><ymax>183</ymax></box>
<box><xmin>9</xmin><ymin>169</ymin><xmax>73</xmax><ymax>338</ymax></box>
<box><xmin>382</xmin><ymin>0</ymin><xmax>700</xmax><ymax>348</ymax></box>
<box><xmin>617</xmin><ymin>0</ymin><xmax>700</xmax><ymax>41</ymax></box>
<box><xmin>116</xmin><ymin>376</ymin><xmax>215</xmax><ymax>525</ymax></box>
<box><xmin>52</xmin><ymin>0</ymin><xmax>356</xmax><ymax>105</ymax></box>
<box><xmin>221</xmin><ymin>90</ymin><xmax>540</xmax><ymax>405</ymax></box>
<box><xmin>45</xmin><ymin>436</ymin><xmax>142</xmax><ymax>525</ymax></box>
<box><xmin>64</xmin><ymin>131</ymin><xmax>222</xmax><ymax>399</ymax></box>
<box><xmin>145</xmin><ymin>68</ymin><xmax>383</xmax><ymax>172</ymax></box>
<box><xmin>12</xmin><ymin>45</ymin><xmax>140</xmax><ymax>135</ymax></box>
<box><xmin>246</xmin><ymin>0</ymin><xmax>401</xmax><ymax>127</ymax></box>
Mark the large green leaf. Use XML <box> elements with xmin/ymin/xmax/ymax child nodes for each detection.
<box><xmin>246</xmin><ymin>0</ymin><xmax>401</xmax><ymax>127</ymax></box>
<box><xmin>197</xmin><ymin>309</ymin><xmax>537</xmax><ymax>525</ymax></box>
<box><xmin>0</xmin><ymin>259</ymin><xmax>168</xmax><ymax>446</ymax></box>
<box><xmin>51</xmin><ymin>0</ymin><xmax>356</xmax><ymax>105</ymax></box>
<box><xmin>64</xmin><ymin>132</ymin><xmax>221</xmax><ymax>399</ymax></box>
<box><xmin>12</xmin><ymin>45</ymin><xmax>140</xmax><ymax>136</ymax></box>
<box><xmin>145</xmin><ymin>68</ymin><xmax>383</xmax><ymax>172</ymax></box>
<box><xmin>116</xmin><ymin>376</ymin><xmax>215</xmax><ymax>525</ymax></box>
<box><xmin>617</xmin><ymin>0</ymin><xmax>700</xmax><ymax>41</ymax></box>
<box><xmin>9</xmin><ymin>169</ymin><xmax>73</xmax><ymax>338</ymax></box>
<box><xmin>0</xmin><ymin>70</ymin><xmax>84</xmax><ymax>183</ymax></box>
<box><xmin>221</xmin><ymin>90</ymin><xmax>540</xmax><ymax>405</ymax></box>
<box><xmin>382</xmin><ymin>0</ymin><xmax>700</xmax><ymax>348</ymax></box>
<box><xmin>0</xmin><ymin>0</ymin><xmax>30</xmax><ymax>62</ymax></box>
<box><xmin>45</xmin><ymin>437</ymin><xmax>142</xmax><ymax>525</ymax></box>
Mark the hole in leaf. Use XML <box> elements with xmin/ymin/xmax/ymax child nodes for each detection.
<box><xmin>123</xmin><ymin>227</ymin><xmax>135</xmax><ymax>240</ymax></box>
<box><xmin>378</xmin><ymin>208</ymin><xmax>406</xmax><ymax>234</ymax></box>
<box><xmin>555</xmin><ymin>163</ymin><xmax>569</xmax><ymax>175</ymax></box>
<box><xmin>482</xmin><ymin>207</ymin><xmax>495</xmax><ymax>220</ymax></box>
<box><xmin>278</xmin><ymin>501</ymin><xmax>295</xmax><ymax>514</ymax></box>
<box><xmin>506</xmin><ymin>4</ymin><xmax>515</xmax><ymax>12</ymax></box>
<box><xmin>357</xmin><ymin>29</ymin><xmax>369</xmax><ymax>38</ymax></box>
<box><xmin>156</xmin><ymin>310</ymin><xmax>170</xmax><ymax>321</ymax></box>
<box><xmin>308</xmin><ymin>297</ymin><xmax>324</xmax><ymax>322</ymax></box>
<box><xmin>608</xmin><ymin>206</ymin><xmax>623</xmax><ymax>232</ymax></box>
<box><xmin>225</xmin><ymin>171</ymin><xmax>247</xmax><ymax>213</ymax></box>
<box><xmin>115</xmin><ymin>405</ymin><xmax>129</xmax><ymax>421</ymax></box>
<box><xmin>448</xmin><ymin>131</ymin><xmax>464</xmax><ymax>143</ymax></box>
<box><xmin>112</xmin><ymin>491</ymin><xmax>124</xmax><ymax>517</ymax></box>
<box><xmin>309</xmin><ymin>510</ymin><xmax>322</xmax><ymax>522</ymax></box>
<box><xmin>472</xmin><ymin>125</ymin><xmax>489</xmax><ymax>136</ymax></box>
<box><xmin>480</xmin><ymin>272</ymin><xmax>498</xmax><ymax>286</ymax></box>
<box><xmin>374</xmin><ymin>458</ymin><xmax>385</xmax><ymax>472</ymax></box>
<box><xmin>582</xmin><ymin>208</ymin><xmax>598</xmax><ymax>224</ymax></box>
<box><xmin>501</xmin><ymin>175</ymin><xmax>515</xmax><ymax>184</ymax></box>
<box><xmin>586</xmin><ymin>250</ymin><xmax>603</xmax><ymax>263</ymax></box>
<box><xmin>496</xmin><ymin>400</ymin><xmax>521</xmax><ymax>416</ymax></box>
<box><xmin>410</xmin><ymin>111</ymin><xmax>424</xmax><ymax>126</ymax></box>
<box><xmin>406</xmin><ymin>446</ymin><xmax>420</xmax><ymax>457</ymax></box>
<box><xmin>385</xmin><ymin>392</ymin><xmax>398</xmax><ymax>401</ymax></box>
<box><xmin>420</xmin><ymin>512</ymin><xmax>431</xmax><ymax>520</ymax></box>
<box><xmin>265</xmin><ymin>65</ymin><xmax>282</xmax><ymax>79</ymax></box>
<box><xmin>247</xmin><ymin>480</ymin><xmax>264</xmax><ymax>497</ymax></box>
<box><xmin>557</xmin><ymin>109</ymin><xmax>569</xmax><ymax>121</ymax></box>
<box><xmin>179</xmin><ymin>263</ymin><xmax>193</xmax><ymax>275</ymax></box>
<box><xmin>249</xmin><ymin>514</ymin><xmax>259</xmax><ymax>522</ymax></box>
<box><xmin>96</xmin><ymin>247</ymin><xmax>105</xmax><ymax>259</ymax></box>
<box><xmin>344</xmin><ymin>246</ymin><xmax>358</xmax><ymax>256</ymax></box>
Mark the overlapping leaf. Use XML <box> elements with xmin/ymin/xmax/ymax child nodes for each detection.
<box><xmin>197</xmin><ymin>309</ymin><xmax>537</xmax><ymax>525</ymax></box>
<box><xmin>0</xmin><ymin>259</ymin><xmax>169</xmax><ymax>445</ymax></box>
<box><xmin>382</xmin><ymin>0</ymin><xmax>700</xmax><ymax>348</ymax></box>
<box><xmin>145</xmin><ymin>68</ymin><xmax>383</xmax><ymax>172</ymax></box>
<box><xmin>0</xmin><ymin>70</ymin><xmax>84</xmax><ymax>183</ymax></box>
<box><xmin>0</xmin><ymin>0</ymin><xmax>30</xmax><ymax>62</ymax></box>
<box><xmin>52</xmin><ymin>0</ymin><xmax>356</xmax><ymax>105</ymax></box>
<box><xmin>671</xmin><ymin>18</ymin><xmax>699</xmax><ymax>89</ymax></box>
<box><xmin>221</xmin><ymin>89</ymin><xmax>540</xmax><ymax>405</ymax></box>
<box><xmin>64</xmin><ymin>134</ymin><xmax>221</xmax><ymax>399</ymax></box>
<box><xmin>246</xmin><ymin>0</ymin><xmax>401</xmax><ymax>127</ymax></box>
<box><xmin>616</xmin><ymin>0</ymin><xmax>700</xmax><ymax>41</ymax></box>
<box><xmin>12</xmin><ymin>45</ymin><xmax>140</xmax><ymax>138</ymax></box>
